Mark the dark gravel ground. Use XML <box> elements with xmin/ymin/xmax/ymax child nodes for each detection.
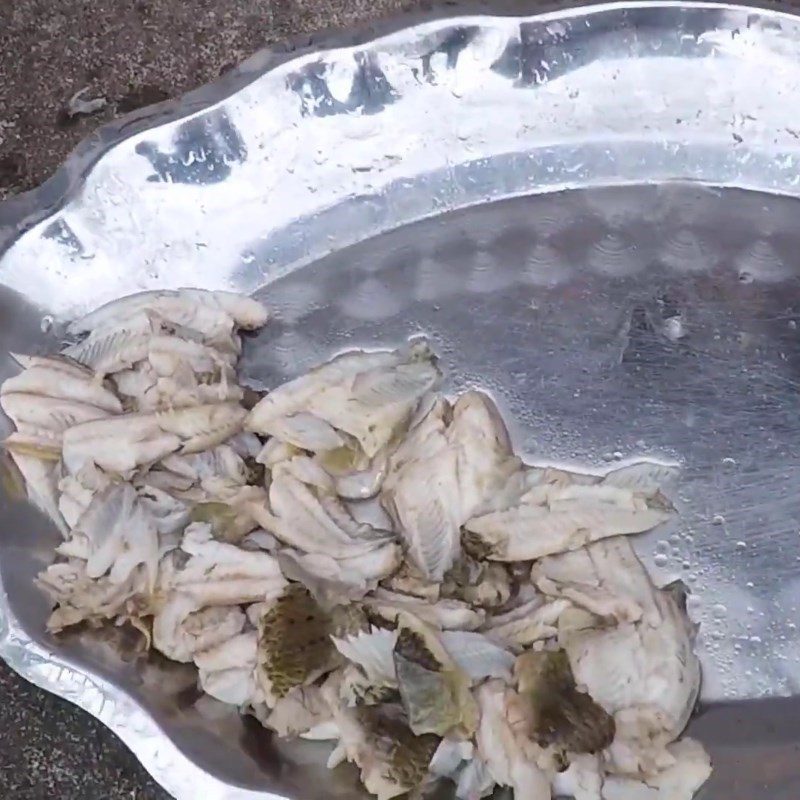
<box><xmin>0</xmin><ymin>0</ymin><xmax>423</xmax><ymax>199</ymax></box>
<box><xmin>0</xmin><ymin>2</ymin><xmax>422</xmax><ymax>796</ymax></box>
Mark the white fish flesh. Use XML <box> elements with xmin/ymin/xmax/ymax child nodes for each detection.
<box><xmin>61</xmin><ymin>403</ymin><xmax>246</xmax><ymax>473</ymax></box>
<box><xmin>475</xmin><ymin>680</ymin><xmax>550</xmax><ymax>800</ymax></box>
<box><xmin>382</xmin><ymin>392</ymin><xmax>521</xmax><ymax>581</ymax></box>
<box><xmin>246</xmin><ymin>341</ymin><xmax>440</xmax><ymax>459</ymax></box>
<box><xmin>464</xmin><ymin>482</ymin><xmax>673</xmax><ymax>562</ymax></box>
<box><xmin>1</xmin><ymin>363</ymin><xmax>123</xmax><ymax>413</ymax></box>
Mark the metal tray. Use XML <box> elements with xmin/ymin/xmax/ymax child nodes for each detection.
<box><xmin>1</xmin><ymin>2</ymin><xmax>799</xmax><ymax>798</ymax></box>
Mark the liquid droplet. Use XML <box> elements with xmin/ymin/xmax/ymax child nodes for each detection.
<box><xmin>653</xmin><ymin>553</ymin><xmax>669</xmax><ymax>567</ymax></box>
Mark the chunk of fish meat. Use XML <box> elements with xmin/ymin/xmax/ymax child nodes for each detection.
<box><xmin>560</xmin><ymin>590</ymin><xmax>699</xmax><ymax>738</ymax></box>
<box><xmin>160</xmin><ymin>523</ymin><xmax>287</xmax><ymax>608</ymax></box>
<box><xmin>382</xmin><ymin>392</ymin><xmax>520</xmax><ymax>581</ymax></box>
<box><xmin>392</xmin><ymin>612</ymin><xmax>478</xmax><ymax>737</ymax></box>
<box><xmin>37</xmin><ymin>559</ymin><xmax>151</xmax><ymax>632</ymax></box>
<box><xmin>366</xmin><ymin>588</ymin><xmax>486</xmax><ymax>631</ymax></box>
<box><xmin>532</xmin><ymin>537</ymin><xmax>661</xmax><ymax>626</ymax></box>
<box><xmin>8</xmin><ymin>452</ymin><xmax>68</xmax><ymax>534</ymax></box>
<box><xmin>333</xmin><ymin>625</ymin><xmax>513</xmax><ymax>688</ymax></box>
<box><xmin>464</xmin><ymin>482</ymin><xmax>673</xmax><ymax>562</ymax></box>
<box><xmin>602</xmin><ymin>738</ymin><xmax>711</xmax><ymax>800</ymax></box>
<box><xmin>320</xmin><ymin>681</ymin><xmax>441</xmax><ymax>800</ymax></box>
<box><xmin>73</xmin><ymin>483</ymin><xmax>159</xmax><ymax>590</ymax></box>
<box><xmin>512</xmin><ymin>649</ymin><xmax>616</xmax><ymax>759</ymax></box>
<box><xmin>67</xmin><ymin>288</ymin><xmax>267</xmax><ymax>340</ymax></box>
<box><xmin>153</xmin><ymin>594</ymin><xmax>246</xmax><ymax>662</ymax></box>
<box><xmin>482</xmin><ymin>595</ymin><xmax>571</xmax><ymax>649</ymax></box>
<box><xmin>551</xmin><ymin>754</ymin><xmax>603</xmax><ymax>800</ymax></box>
<box><xmin>2</xmin><ymin>363</ymin><xmax>123</xmax><ymax>413</ymax></box>
<box><xmin>61</xmin><ymin>403</ymin><xmax>246</xmax><ymax>473</ymax></box>
<box><xmin>265</xmin><ymin>684</ymin><xmax>334</xmax><ymax>737</ymax></box>
<box><xmin>278</xmin><ymin>541</ymin><xmax>401</xmax><ymax>606</ymax></box>
<box><xmin>332</xmin><ymin>626</ymin><xmax>398</xmax><ymax>685</ymax></box>
<box><xmin>256</xmin><ymin>584</ymin><xmax>341</xmax><ymax>705</ymax></box>
<box><xmin>246</xmin><ymin>341</ymin><xmax>440</xmax><ymax>460</ymax></box>
<box><xmin>250</xmin><ymin>456</ymin><xmax>394</xmax><ymax>558</ymax></box>
<box><xmin>475</xmin><ymin>680</ymin><xmax>550</xmax><ymax>800</ymax></box>
<box><xmin>1</xmin><ymin>392</ymin><xmax>113</xmax><ymax>433</ymax></box>
<box><xmin>195</xmin><ymin>630</ymin><xmax>259</xmax><ymax>706</ymax></box>
<box><xmin>115</xmin><ymin>361</ymin><xmax>243</xmax><ymax>412</ymax></box>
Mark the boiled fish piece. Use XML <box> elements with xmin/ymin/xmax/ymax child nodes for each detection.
<box><xmin>602</xmin><ymin>738</ymin><xmax>711</xmax><ymax>800</ymax></box>
<box><xmin>601</xmin><ymin>461</ymin><xmax>681</xmax><ymax>495</ymax></box>
<box><xmin>428</xmin><ymin>738</ymin><xmax>474</xmax><ymax>780</ymax></box>
<box><xmin>256</xmin><ymin>584</ymin><xmax>341</xmax><ymax>705</ymax></box>
<box><xmin>195</xmin><ymin>630</ymin><xmax>259</xmax><ymax>706</ymax></box>
<box><xmin>160</xmin><ymin>523</ymin><xmax>287</xmax><ymax>608</ymax></box>
<box><xmin>255</xmin><ymin>438</ymin><xmax>301</xmax><ymax>469</ymax></box>
<box><xmin>475</xmin><ymin>680</ymin><xmax>550</xmax><ymax>800</ymax></box>
<box><xmin>61</xmin><ymin>403</ymin><xmax>246</xmax><ymax>473</ymax></box>
<box><xmin>366</xmin><ymin>588</ymin><xmax>485</xmax><ymax>631</ymax></box>
<box><xmin>320</xmin><ymin>680</ymin><xmax>441</xmax><ymax>800</ymax></box>
<box><xmin>442</xmin><ymin>557</ymin><xmax>512</xmax><ymax>609</ymax></box>
<box><xmin>333</xmin><ymin>625</ymin><xmax>514</xmax><ymax>688</ymax></box>
<box><xmin>277</xmin><ymin>541</ymin><xmax>401</xmax><ymax>606</ymax></box>
<box><xmin>550</xmin><ymin>754</ymin><xmax>604</xmax><ymax>800</ymax></box>
<box><xmin>512</xmin><ymin>649</ymin><xmax>616</xmax><ymax>758</ymax></box>
<box><xmin>62</xmin><ymin>311</ymin><xmax>159</xmax><ymax>376</ymax></box>
<box><xmin>559</xmin><ymin>583</ymin><xmax>699</xmax><ymax>742</ymax></box>
<box><xmin>464</xmin><ymin>481</ymin><xmax>673</xmax><ymax>562</ymax></box>
<box><xmin>246</xmin><ymin>341</ymin><xmax>440</xmax><ymax>460</ymax></box>
<box><xmin>1</xmin><ymin>362</ymin><xmax>123</xmax><ymax>413</ymax></box>
<box><xmin>265</xmin><ymin>684</ymin><xmax>335</xmax><ymax>737</ymax></box>
<box><xmin>37</xmin><ymin>559</ymin><xmax>151</xmax><ymax>632</ymax></box>
<box><xmin>64</xmin><ymin>306</ymin><xmax>245</xmax><ymax>378</ymax></box>
<box><xmin>115</xmin><ymin>361</ymin><xmax>243</xmax><ymax>412</ymax></box>
<box><xmin>73</xmin><ymin>483</ymin><xmax>159</xmax><ymax>590</ymax></box>
<box><xmin>382</xmin><ymin>558</ymin><xmax>440</xmax><ymax>602</ymax></box>
<box><xmin>382</xmin><ymin>392</ymin><xmax>521</xmax><ymax>582</ymax></box>
<box><xmin>3</xmin><ymin>427</ymin><xmax>64</xmax><ymax>461</ymax></box>
<box><xmin>392</xmin><ymin>612</ymin><xmax>478</xmax><ymax>737</ymax></box>
<box><xmin>481</xmin><ymin>594</ymin><xmax>572</xmax><ymax>649</ymax></box>
<box><xmin>8</xmin><ymin>452</ymin><xmax>68</xmax><ymax>534</ymax></box>
<box><xmin>67</xmin><ymin>288</ymin><xmax>267</xmax><ymax>345</ymax></box>
<box><xmin>249</xmin><ymin>456</ymin><xmax>394</xmax><ymax>558</ymax></box>
<box><xmin>153</xmin><ymin>594</ymin><xmax>246</xmax><ymax>662</ymax></box>
<box><xmin>532</xmin><ymin>537</ymin><xmax>662</xmax><ymax>626</ymax></box>
<box><xmin>0</xmin><ymin>392</ymin><xmax>113</xmax><ymax>433</ymax></box>
<box><xmin>332</xmin><ymin>626</ymin><xmax>398</xmax><ymax>685</ymax></box>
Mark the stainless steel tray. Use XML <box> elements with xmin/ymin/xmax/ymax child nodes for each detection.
<box><xmin>1</xmin><ymin>2</ymin><xmax>799</xmax><ymax>798</ymax></box>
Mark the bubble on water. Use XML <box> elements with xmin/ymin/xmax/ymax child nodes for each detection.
<box><xmin>653</xmin><ymin>553</ymin><xmax>669</xmax><ymax>567</ymax></box>
<box><xmin>721</xmin><ymin>457</ymin><xmax>737</xmax><ymax>470</ymax></box>
<box><xmin>711</xmin><ymin>604</ymin><xmax>727</xmax><ymax>619</ymax></box>
<box><xmin>712</xmin><ymin>514</ymin><xmax>726</xmax><ymax>526</ymax></box>
<box><xmin>662</xmin><ymin>316</ymin><xmax>686</xmax><ymax>341</ymax></box>
<box><xmin>736</xmin><ymin>540</ymin><xmax>747</xmax><ymax>550</ymax></box>
<box><xmin>588</xmin><ymin>231</ymin><xmax>641</xmax><ymax>277</ymax></box>
<box><xmin>655</xmin><ymin>540</ymin><xmax>669</xmax><ymax>554</ymax></box>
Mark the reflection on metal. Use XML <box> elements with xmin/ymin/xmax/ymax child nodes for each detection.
<box><xmin>0</xmin><ymin>3</ymin><xmax>799</xmax><ymax>799</ymax></box>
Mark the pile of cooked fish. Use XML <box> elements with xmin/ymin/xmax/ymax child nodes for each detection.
<box><xmin>1</xmin><ymin>288</ymin><xmax>711</xmax><ymax>800</ymax></box>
